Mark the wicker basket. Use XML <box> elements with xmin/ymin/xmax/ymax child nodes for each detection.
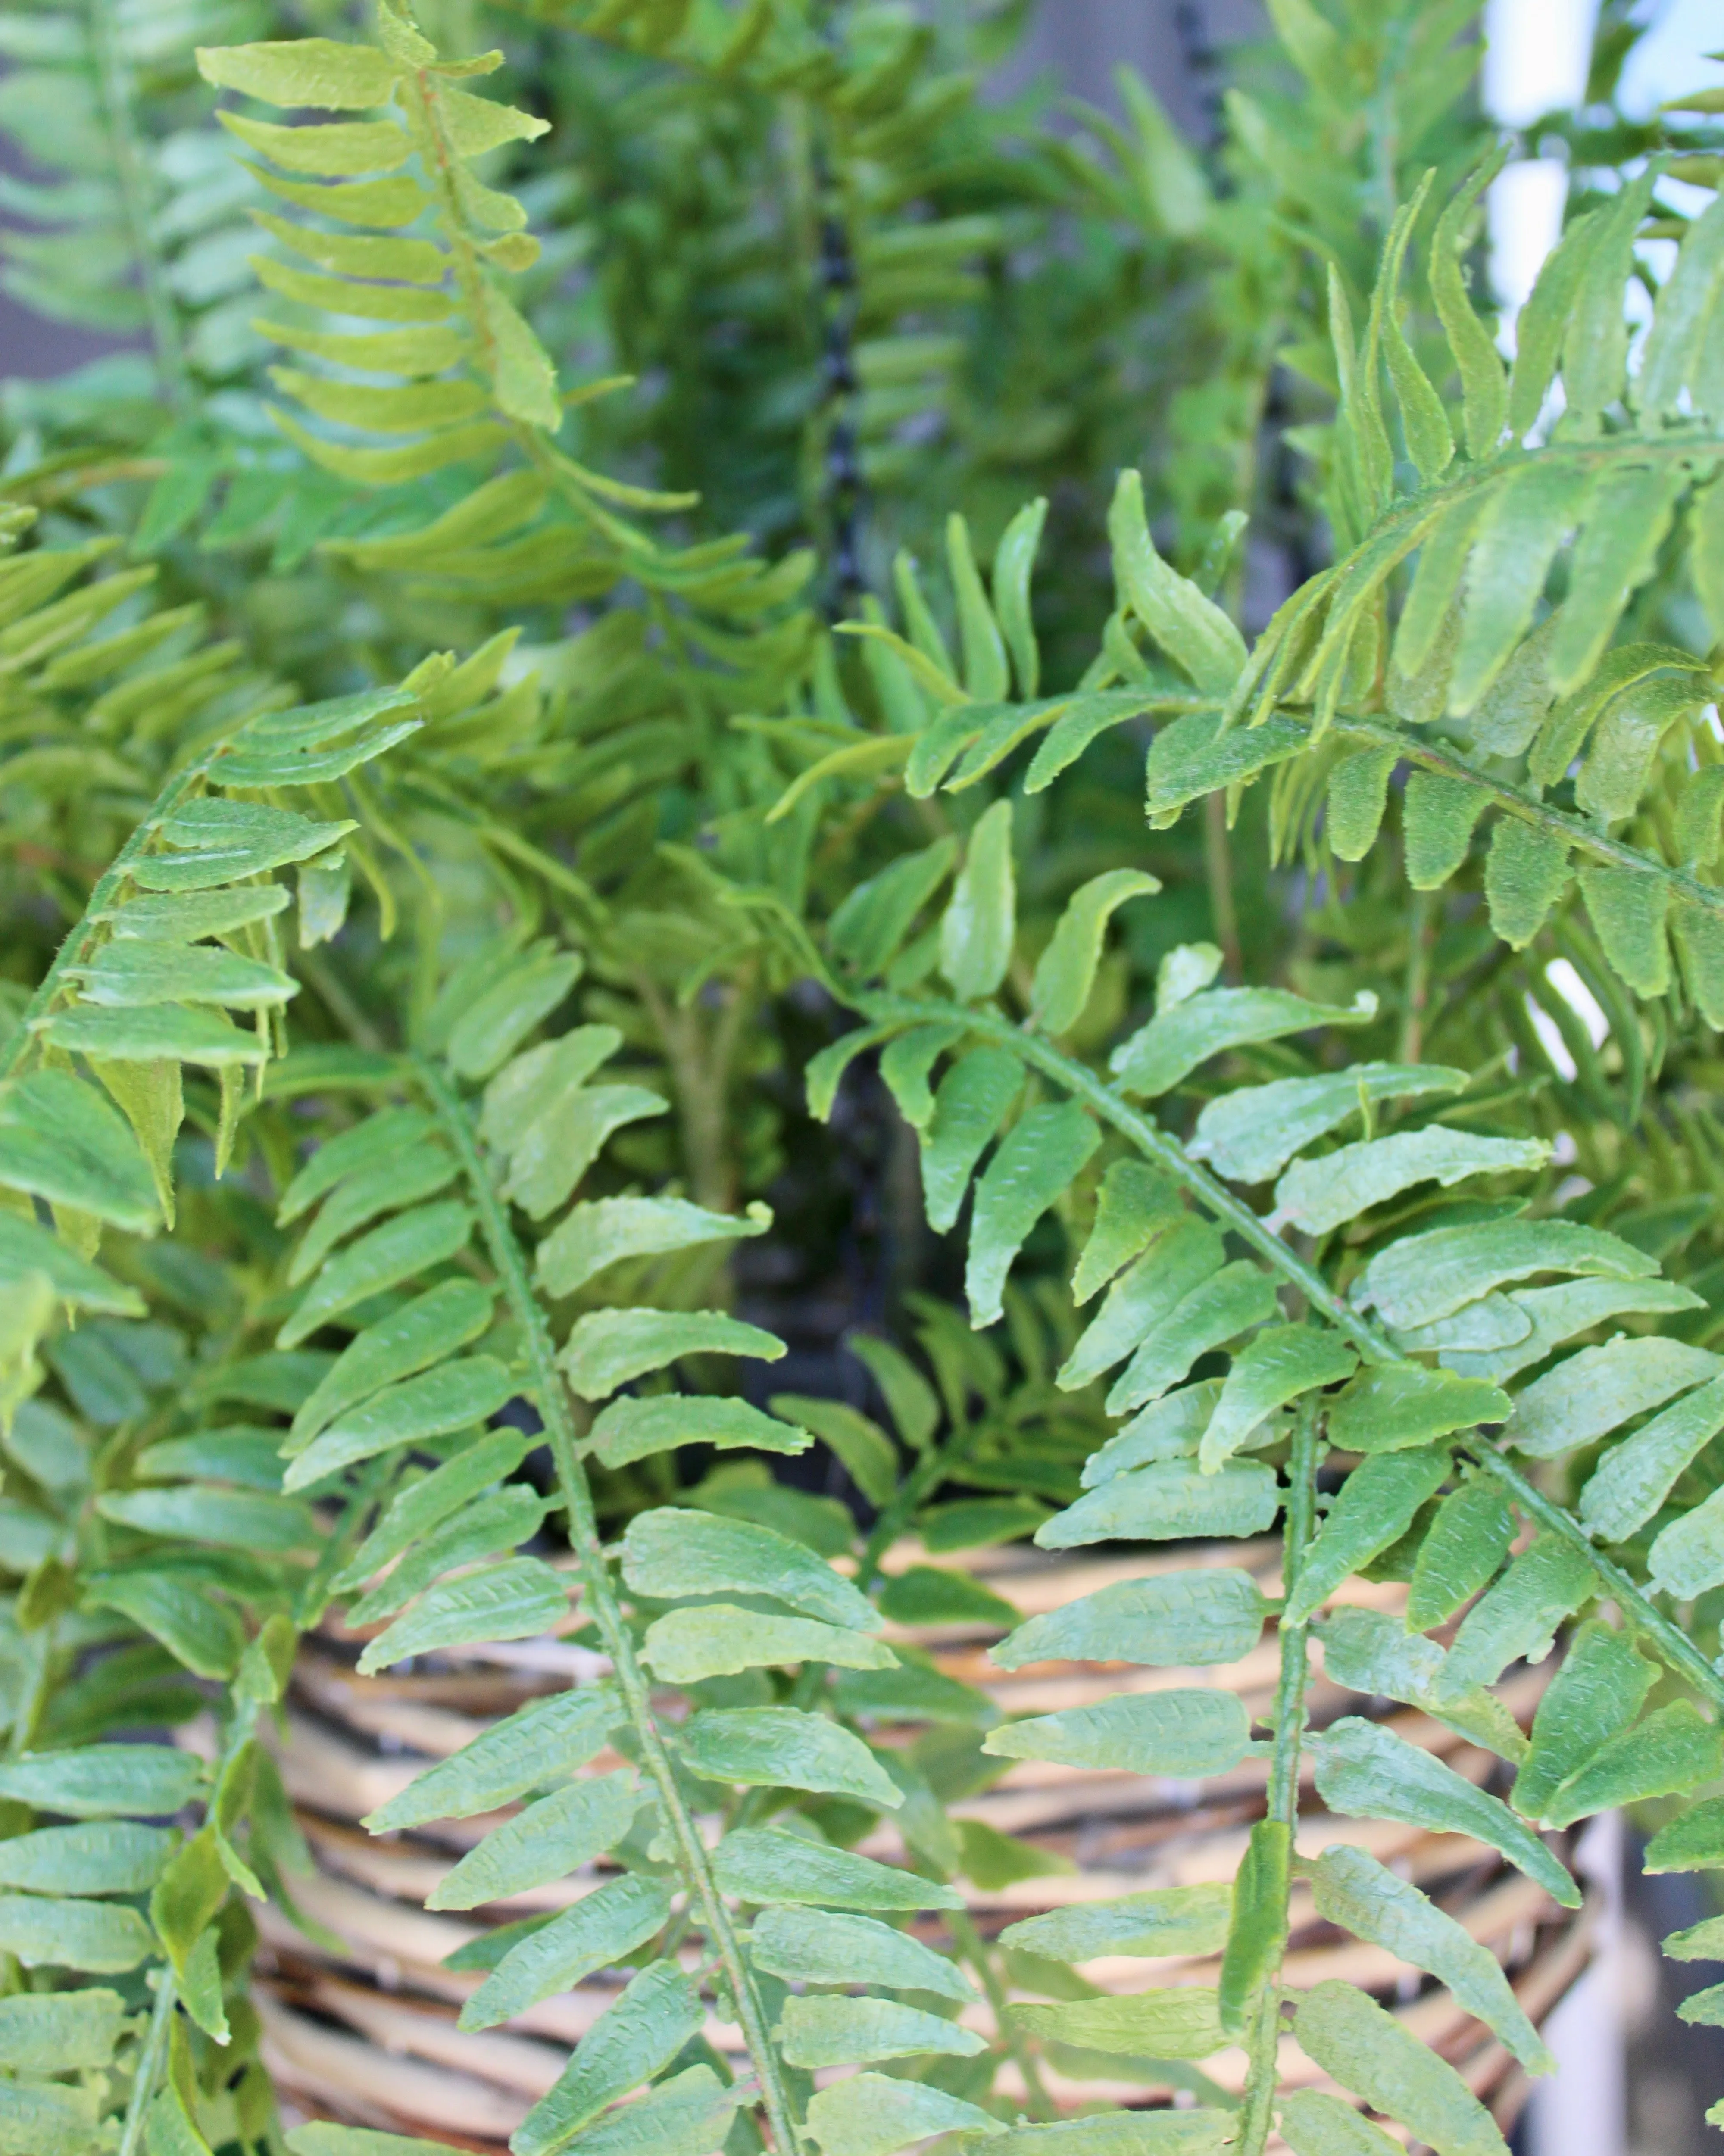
<box><xmin>255</xmin><ymin>1536</ymin><xmax>1590</xmax><ymax>2150</ymax></box>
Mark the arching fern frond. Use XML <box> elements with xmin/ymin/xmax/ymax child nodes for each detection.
<box><xmin>768</xmin><ymin>774</ymin><xmax>1724</xmax><ymax>2150</ymax></box>
<box><xmin>195</xmin><ymin>5</ymin><xmax>809</xmax><ymax>621</ymax></box>
<box><xmin>1</xmin><ymin>637</ymin><xmax>427</xmax><ymax>1423</ymax></box>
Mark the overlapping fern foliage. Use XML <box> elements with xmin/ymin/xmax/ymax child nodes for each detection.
<box><xmin>10</xmin><ymin>3</ymin><xmax>1724</xmax><ymax>2156</ymax></box>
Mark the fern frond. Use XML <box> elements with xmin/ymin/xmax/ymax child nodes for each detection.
<box><xmin>0</xmin><ymin>598</ymin><xmax>426</xmax><ymax>1421</ymax></box>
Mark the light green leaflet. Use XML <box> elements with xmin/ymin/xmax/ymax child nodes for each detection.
<box><xmin>1320</xmin><ymin>1606</ymin><xmax>1443</xmax><ymax>1700</ymax></box>
<box><xmin>981</xmin><ymin>2117</ymin><xmax>1231</xmax><ymax>2156</ymax></box>
<box><xmin>1190</xmin><ymin>1063</ymin><xmax>1465</xmax><ymax>1185</ymax></box>
<box><xmin>478</xmin><ymin>1026</ymin><xmax>624</xmax><ymax>1155</ymax></box>
<box><xmin>0</xmin><ymin>1893</ymin><xmax>153</xmax><ymax>1971</ymax></box>
<box><xmin>681</xmin><ymin>1708</ymin><xmax>902</xmax><ymax>1807</ymax></box>
<box><xmin>983</xmin><ymin>1689</ymin><xmax>1253</xmax><ymax>1777</ymax></box>
<box><xmin>1650</xmin><ymin>1484</ymin><xmax>1724</xmax><ymax>1598</ymax></box>
<box><xmin>748</xmin><ymin>1906</ymin><xmax>976</xmax><ymax>2000</ymax></box>
<box><xmin>278</xmin><ymin>1200</ymin><xmax>474</xmax><ymax>1347</ymax></box>
<box><xmin>1646</xmin><ymin>1797</ymin><xmax>1724</xmax><ymax>1873</ymax></box>
<box><xmin>939</xmin><ymin>797</ymin><xmax>1015</xmax><ymax>1002</ymax></box>
<box><xmin>1328</xmin><ymin>1365</ymin><xmax>1510</xmax><ymax>1456</ymax></box>
<box><xmin>348</xmin><ymin>1488</ymin><xmax>548</xmax><ymax>1625</ymax></box>
<box><xmin>84</xmin><ymin>1573</ymin><xmax>246</xmax><ymax>1680</ymax></box>
<box><xmin>803</xmin><ymin>2074</ymin><xmax>1002</xmax><ymax>2156</ymax></box>
<box><xmin>1071</xmin><ymin>1159</ymin><xmax>1183</xmax><ymax>1304</ymax></box>
<box><xmin>0</xmin><ymin>1988</ymin><xmax>125</xmax><ymax>2071</ymax></box>
<box><xmin>1030</xmin><ymin>869</ymin><xmax>1161</xmax><ymax>1036</ymax></box>
<box><xmin>366</xmin><ymin>1687</ymin><xmax>621</xmax><ymax>1831</ymax></box>
<box><xmin>285</xmin><ymin>1357</ymin><xmax>516</xmax><ymax>1487</ymax></box>
<box><xmin>1272</xmin><ymin>1130</ymin><xmax>1549</xmax><ymax>1237</ymax></box>
<box><xmin>0</xmin><ymin>1743</ymin><xmax>200</xmax><ymax>1818</ymax></box>
<box><xmin>1512</xmin><ymin>1619</ymin><xmax>1654</xmax><ymax>1824</ymax></box>
<box><xmin>553</xmin><ymin>2066</ymin><xmax>741</xmax><ymax>2156</ymax></box>
<box><xmin>446</xmin><ymin>949</ymin><xmax>582</xmax><ymax>1080</ymax></box>
<box><xmin>103</xmin><ymin>884</ymin><xmax>290</xmax><ymax>942</ymax></box>
<box><xmin>357</xmin><ymin>1557</ymin><xmax>568</xmax><ymax>1676</ymax></box>
<box><xmin>1082</xmin><ymin>1382</ymin><xmax>1225</xmax><ymax>1481</ymax></box>
<box><xmin>1439</xmin><ymin>1276</ymin><xmax>1704</xmax><ymax>1386</ymax></box>
<box><xmin>587</xmin><ymin>1395</ymin><xmax>811</xmax><ymax>1469</ymax></box>
<box><xmin>0</xmin><ymin>2082</ymin><xmax>101</xmax><ymax>2156</ymax></box>
<box><xmin>1295</xmin><ymin>1980</ymin><xmax>1509</xmax><ymax>2156</ymax></box>
<box><xmin>72</xmin><ymin>939</ymin><xmax>298</xmax><ymax>1010</ymax></box>
<box><xmin>1440</xmin><ymin>1535</ymin><xmax>1594</xmax><ymax>1694</ymax></box>
<box><xmin>1310</xmin><ymin>1845</ymin><xmax>1553</xmax><ymax>2073</ymax></box>
<box><xmin>279</xmin><ymin>1107</ymin><xmax>435</xmax><ymax>1222</ymax></box>
<box><xmin>880</xmin><ymin>1021</ymin><xmax>966</xmax><ymax>1128</ymax></box>
<box><xmin>1000</xmin><ymin>1884</ymin><xmax>1231</xmax><ymax>1962</ymax></box>
<box><xmin>134</xmin><ymin>798</ymin><xmax>354</xmax><ymax>890</ymax></box>
<box><xmin>0</xmin><ymin>1215</ymin><xmax>141</xmax><ymax>1320</ymax></box>
<box><xmin>1109</xmin><ymin>472</ymin><xmax>1246</xmax><ymax>691</ymax></box>
<box><xmin>1037</xmin><ymin>1460</ymin><xmax>1281</xmax><ymax>1548</ymax></box>
<box><xmin>1199</xmin><ymin>1325</ymin><xmax>1356</xmax><ymax>1470</ymax></box>
<box><xmin>776</xmin><ymin>1992</ymin><xmax>985</xmax><ymax>2066</ymax></box>
<box><xmin>828</xmin><ymin>839</ymin><xmax>957</xmax><ymax>979</ymax></box>
<box><xmin>1540</xmin><ymin>1702</ymin><xmax>1724</xmax><ymax>1828</ymax></box>
<box><xmin>620</xmin><ymin>1507</ymin><xmax>878</xmax><ymax>1629</ymax></box>
<box><xmin>771</xmin><ymin>1396</ymin><xmax>897</xmax><ymax>1505</ymax></box>
<box><xmin>713</xmin><ymin>1829</ymin><xmax>964</xmax><ymax>1910</ymax></box>
<box><xmin>559</xmin><ymin>1309</ymin><xmax>784</xmax><ymax>1400</ymax></box>
<box><xmin>993</xmin><ymin>1569</ymin><xmax>1266</xmax><ymax>1670</ymax></box>
<box><xmin>1503</xmin><ymin>1337</ymin><xmax>1721</xmax><ymax>1458</ymax></box>
<box><xmin>504</xmin><ymin>1084</ymin><xmax>668</xmax><ymax>1220</ymax></box>
<box><xmin>0</xmin><ymin>1821</ymin><xmax>172</xmax><ymax>1895</ymax></box>
<box><xmin>1058</xmin><ymin>1220</ymin><xmax>1224</xmax><ymax>1393</ymax></box>
<box><xmin>428</xmin><ymin>1772</ymin><xmax>638</xmax><ymax>1910</ymax></box>
<box><xmin>1106</xmin><ymin>1261</ymin><xmax>1279</xmax><ymax>1415</ymax></box>
<box><xmin>460</xmin><ymin>1874</ymin><xmax>673</xmax><ymax>2031</ymax></box>
<box><xmin>1352</xmin><ymin>1218</ymin><xmax>1654</xmax><ymax>1335</ymax></box>
<box><xmin>1284</xmin><ymin>1447</ymin><xmax>1452</xmax><ymax>1625</ymax></box>
<box><xmin>1580</xmin><ymin>1374</ymin><xmax>1724</xmax><ymax>1541</ymax></box>
<box><xmin>0</xmin><ymin>1071</ymin><xmax>160</xmax><ymax>1234</ymax></box>
<box><xmin>1277</xmin><ymin>2089</ymin><xmax>1405</xmax><ymax>2156</ymax></box>
<box><xmin>537</xmin><ymin>1195</ymin><xmax>771</xmax><ymax>1298</ymax></box>
<box><xmin>97</xmin><ymin>1483</ymin><xmax>315</xmax><ymax>1552</ymax></box>
<box><xmin>966</xmin><ymin>1100</ymin><xmax>1101</xmax><ymax>1328</ymax></box>
<box><xmin>1309</xmin><ymin>1719</ymin><xmax>1578</xmax><ymax>1907</ymax></box>
<box><xmin>288</xmin><ymin>1278</ymin><xmax>496</xmax><ymax>1448</ymax></box>
<box><xmin>1011</xmin><ymin>1987</ymin><xmax>1225</xmax><ymax>2059</ymax></box>
<box><xmin>1110</xmin><ymin>984</ymin><xmax>1377</xmax><ymax>1100</ymax></box>
<box><xmin>640</xmin><ymin>1606</ymin><xmax>897</xmax><ymax>1683</ymax></box>
<box><xmin>137</xmin><ymin>1426</ymin><xmax>284</xmax><ymax>1488</ymax></box>
<box><xmin>332</xmin><ymin>1428</ymin><xmax>532</xmax><ymax>1591</ymax></box>
<box><xmin>511</xmin><ymin>1963</ymin><xmax>703</xmax><ymax>2156</ymax></box>
<box><xmin>285</xmin><ymin>1145</ymin><xmax>459</xmax><ymax>1284</ymax></box>
<box><xmin>1320</xmin><ymin>1607</ymin><xmax>1525</xmax><ymax>1763</ymax></box>
<box><xmin>919</xmin><ymin>1045</ymin><xmax>1021</xmax><ymax>1234</ymax></box>
<box><xmin>288</xmin><ymin>2126</ymin><xmax>468</xmax><ymax>2156</ymax></box>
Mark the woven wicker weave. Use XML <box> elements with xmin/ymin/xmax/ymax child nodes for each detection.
<box><xmin>256</xmin><ymin>1536</ymin><xmax>1588</xmax><ymax>2150</ymax></box>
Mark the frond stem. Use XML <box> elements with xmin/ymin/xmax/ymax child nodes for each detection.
<box><xmin>853</xmin><ymin>991</ymin><xmax>1724</xmax><ymax>1717</ymax></box>
<box><xmin>1234</xmin><ymin>1398</ymin><xmax>1321</xmax><ymax>2156</ymax></box>
<box><xmin>415</xmin><ymin>1054</ymin><xmax>805</xmax><ymax>2156</ymax></box>
<box><xmin>1</xmin><ymin>754</ymin><xmax>212</xmax><ymax>1081</ymax></box>
<box><xmin>89</xmin><ymin>0</ymin><xmax>191</xmax><ymax>413</ymax></box>
<box><xmin>116</xmin><ymin>1964</ymin><xmax>177</xmax><ymax>2156</ymax></box>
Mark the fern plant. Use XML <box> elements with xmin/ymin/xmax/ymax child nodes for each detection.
<box><xmin>12</xmin><ymin>6</ymin><xmax>1724</xmax><ymax>2156</ymax></box>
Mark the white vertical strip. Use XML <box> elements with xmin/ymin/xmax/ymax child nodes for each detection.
<box><xmin>1480</xmin><ymin>0</ymin><xmax>1600</xmax><ymax>325</ymax></box>
<box><xmin>1526</xmin><ymin>1811</ymin><xmax>1627</xmax><ymax>2156</ymax></box>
